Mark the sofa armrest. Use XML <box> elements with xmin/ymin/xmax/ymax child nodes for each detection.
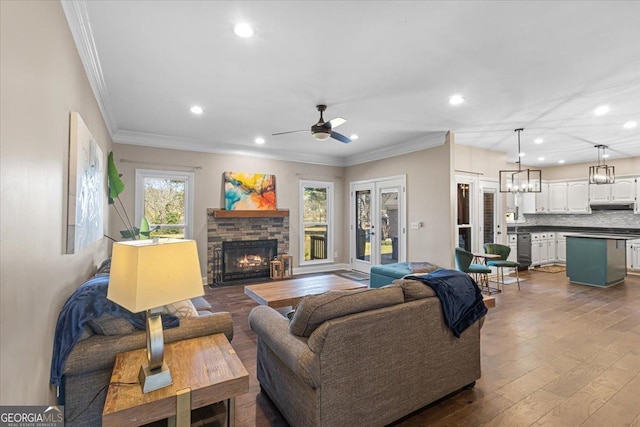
<box><xmin>63</xmin><ymin>311</ymin><xmax>233</xmax><ymax>377</ymax></box>
<box><xmin>249</xmin><ymin>305</ymin><xmax>319</xmax><ymax>388</ymax></box>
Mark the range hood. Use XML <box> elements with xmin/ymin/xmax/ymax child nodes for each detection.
<box><xmin>589</xmin><ymin>202</ymin><xmax>635</xmax><ymax>211</ymax></box>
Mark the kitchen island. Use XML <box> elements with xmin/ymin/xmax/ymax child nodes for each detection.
<box><xmin>566</xmin><ymin>234</ymin><xmax>630</xmax><ymax>287</ymax></box>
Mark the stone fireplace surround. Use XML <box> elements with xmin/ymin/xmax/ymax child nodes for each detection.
<box><xmin>207</xmin><ymin>208</ymin><xmax>290</xmax><ymax>285</ymax></box>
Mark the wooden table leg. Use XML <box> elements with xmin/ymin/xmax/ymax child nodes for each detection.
<box><xmin>227</xmin><ymin>397</ymin><xmax>236</xmax><ymax>427</ymax></box>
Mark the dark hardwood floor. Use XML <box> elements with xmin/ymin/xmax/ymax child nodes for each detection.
<box><xmin>204</xmin><ymin>270</ymin><xmax>640</xmax><ymax>426</ymax></box>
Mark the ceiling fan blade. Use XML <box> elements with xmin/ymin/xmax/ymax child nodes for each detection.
<box><xmin>330</xmin><ymin>131</ymin><xmax>351</xmax><ymax>144</ymax></box>
<box><xmin>272</xmin><ymin>129</ymin><xmax>308</xmax><ymax>136</ymax></box>
<box><xmin>328</xmin><ymin>117</ymin><xmax>346</xmax><ymax>128</ymax></box>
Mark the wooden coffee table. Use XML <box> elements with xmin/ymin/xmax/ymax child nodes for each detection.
<box><xmin>244</xmin><ymin>275</ymin><xmax>368</xmax><ymax>308</ymax></box>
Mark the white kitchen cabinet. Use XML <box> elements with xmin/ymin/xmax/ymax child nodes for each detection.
<box><xmin>556</xmin><ymin>234</ymin><xmax>567</xmax><ymax>263</ymax></box>
<box><xmin>508</xmin><ymin>243</ymin><xmax>518</xmax><ymax>263</ymax></box>
<box><xmin>548</xmin><ymin>183</ymin><xmax>567</xmax><ymax>213</ymax></box>
<box><xmin>567</xmin><ymin>181</ymin><xmax>590</xmax><ymax>213</ymax></box>
<box><xmin>590</xmin><ymin>177</ymin><xmax>637</xmax><ymax>203</ymax></box>
<box><xmin>547</xmin><ymin>232</ymin><xmax>557</xmax><ymax>262</ymax></box>
<box><xmin>612</xmin><ymin>178</ymin><xmax>636</xmax><ymax>202</ymax></box>
<box><xmin>536</xmin><ymin>182</ymin><xmax>550</xmax><ymax>213</ymax></box>
<box><xmin>590</xmin><ymin>183</ymin><xmax>611</xmax><ymax>203</ymax></box>
<box><xmin>629</xmin><ymin>239</ymin><xmax>640</xmax><ymax>271</ymax></box>
<box><xmin>531</xmin><ymin>233</ymin><xmax>550</xmax><ymax>266</ymax></box>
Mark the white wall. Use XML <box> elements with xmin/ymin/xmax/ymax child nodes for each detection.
<box><xmin>110</xmin><ymin>144</ymin><xmax>346</xmax><ymax>273</ymax></box>
<box><xmin>540</xmin><ymin>156</ymin><xmax>640</xmax><ymax>180</ymax></box>
<box><xmin>345</xmin><ymin>133</ymin><xmax>456</xmax><ymax>268</ymax></box>
<box><xmin>1</xmin><ymin>1</ymin><xmax>112</xmax><ymax>404</ymax></box>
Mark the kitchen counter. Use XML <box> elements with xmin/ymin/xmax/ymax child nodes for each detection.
<box><xmin>566</xmin><ymin>235</ymin><xmax>627</xmax><ymax>287</ymax></box>
<box><xmin>566</xmin><ymin>234</ymin><xmax>640</xmax><ymax>240</ymax></box>
<box><xmin>507</xmin><ymin>226</ymin><xmax>640</xmax><ymax>236</ymax></box>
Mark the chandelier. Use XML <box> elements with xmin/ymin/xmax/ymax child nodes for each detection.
<box><xmin>588</xmin><ymin>145</ymin><xmax>615</xmax><ymax>185</ymax></box>
<box><xmin>499</xmin><ymin>128</ymin><xmax>542</xmax><ymax>193</ymax></box>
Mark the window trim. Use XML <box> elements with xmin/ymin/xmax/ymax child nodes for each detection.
<box><xmin>134</xmin><ymin>169</ymin><xmax>195</xmax><ymax>239</ymax></box>
<box><xmin>299</xmin><ymin>180</ymin><xmax>334</xmax><ymax>265</ymax></box>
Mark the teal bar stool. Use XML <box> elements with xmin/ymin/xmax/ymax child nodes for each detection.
<box><xmin>454</xmin><ymin>247</ymin><xmax>494</xmax><ymax>294</ymax></box>
<box><xmin>483</xmin><ymin>243</ymin><xmax>521</xmax><ymax>290</ymax></box>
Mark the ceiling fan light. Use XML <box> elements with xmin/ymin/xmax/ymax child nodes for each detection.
<box><xmin>312</xmin><ymin>130</ymin><xmax>331</xmax><ymax>141</ymax></box>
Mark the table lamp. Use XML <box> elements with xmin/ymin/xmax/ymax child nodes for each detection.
<box><xmin>107</xmin><ymin>238</ymin><xmax>204</xmax><ymax>393</ymax></box>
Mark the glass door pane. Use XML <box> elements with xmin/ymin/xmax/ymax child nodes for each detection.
<box><xmin>483</xmin><ymin>192</ymin><xmax>495</xmax><ymax>244</ymax></box>
<box><xmin>355</xmin><ymin>189</ymin><xmax>371</xmax><ymax>262</ymax></box>
<box><xmin>457</xmin><ymin>182</ymin><xmax>472</xmax><ymax>251</ymax></box>
<box><xmin>379</xmin><ymin>187</ymin><xmax>399</xmax><ymax>265</ymax></box>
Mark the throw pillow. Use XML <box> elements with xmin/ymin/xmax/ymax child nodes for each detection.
<box><xmin>164</xmin><ymin>299</ymin><xmax>198</xmax><ymax>319</ymax></box>
<box><xmin>289</xmin><ymin>286</ymin><xmax>404</xmax><ymax>337</ymax></box>
<box><xmin>87</xmin><ymin>314</ymin><xmax>137</xmax><ymax>336</ymax></box>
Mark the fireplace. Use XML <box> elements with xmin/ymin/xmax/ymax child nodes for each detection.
<box><xmin>221</xmin><ymin>239</ymin><xmax>278</xmax><ymax>282</ymax></box>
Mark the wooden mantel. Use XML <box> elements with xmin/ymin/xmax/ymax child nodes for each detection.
<box><xmin>211</xmin><ymin>208</ymin><xmax>290</xmax><ymax>218</ymax></box>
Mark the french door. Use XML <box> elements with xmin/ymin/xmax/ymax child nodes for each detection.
<box><xmin>351</xmin><ymin>176</ymin><xmax>406</xmax><ymax>273</ymax></box>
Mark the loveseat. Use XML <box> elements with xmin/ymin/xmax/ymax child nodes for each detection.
<box><xmin>58</xmin><ymin>294</ymin><xmax>233</xmax><ymax>426</ymax></box>
<box><xmin>248</xmin><ymin>276</ymin><xmax>484</xmax><ymax>427</ymax></box>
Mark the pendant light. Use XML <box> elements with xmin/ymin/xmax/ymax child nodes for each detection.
<box><xmin>499</xmin><ymin>128</ymin><xmax>542</xmax><ymax>193</ymax></box>
<box><xmin>588</xmin><ymin>144</ymin><xmax>615</xmax><ymax>184</ymax></box>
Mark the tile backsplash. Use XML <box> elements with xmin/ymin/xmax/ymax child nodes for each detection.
<box><xmin>523</xmin><ymin>211</ymin><xmax>640</xmax><ymax>229</ymax></box>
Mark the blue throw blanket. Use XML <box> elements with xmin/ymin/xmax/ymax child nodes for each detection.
<box><xmin>49</xmin><ymin>275</ymin><xmax>179</xmax><ymax>387</ymax></box>
<box><xmin>405</xmin><ymin>269</ymin><xmax>487</xmax><ymax>338</ymax></box>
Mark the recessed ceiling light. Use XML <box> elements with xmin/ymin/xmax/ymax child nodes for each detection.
<box><xmin>623</xmin><ymin>121</ymin><xmax>637</xmax><ymax>129</ymax></box>
<box><xmin>603</xmin><ymin>153</ymin><xmax>610</xmax><ymax>159</ymax></box>
<box><xmin>255</xmin><ymin>137</ymin><xmax>265</xmax><ymax>145</ymax></box>
<box><xmin>534</xmin><ymin>138</ymin><xmax>543</xmax><ymax>144</ymax></box>
<box><xmin>449</xmin><ymin>94</ymin><xmax>465</xmax><ymax>105</ymax></box>
<box><xmin>558</xmin><ymin>160</ymin><xmax>565</xmax><ymax>164</ymax></box>
<box><xmin>190</xmin><ymin>106</ymin><xmax>203</xmax><ymax>115</ymax></box>
<box><xmin>538</xmin><ymin>157</ymin><xmax>545</xmax><ymax>161</ymax></box>
<box><xmin>594</xmin><ymin>105</ymin><xmax>610</xmax><ymax>116</ymax></box>
<box><xmin>518</xmin><ymin>152</ymin><xmax>525</xmax><ymax>157</ymax></box>
<box><xmin>350</xmin><ymin>134</ymin><xmax>359</xmax><ymax>140</ymax></box>
<box><xmin>234</xmin><ymin>23</ymin><xmax>254</xmax><ymax>38</ymax></box>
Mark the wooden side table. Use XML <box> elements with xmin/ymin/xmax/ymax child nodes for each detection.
<box><xmin>103</xmin><ymin>333</ymin><xmax>249</xmax><ymax>427</ymax></box>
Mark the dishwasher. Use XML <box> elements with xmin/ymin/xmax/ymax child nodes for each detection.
<box><xmin>517</xmin><ymin>232</ymin><xmax>532</xmax><ymax>269</ymax></box>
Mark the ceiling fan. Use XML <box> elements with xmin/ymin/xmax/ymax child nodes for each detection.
<box><xmin>272</xmin><ymin>105</ymin><xmax>351</xmax><ymax>143</ymax></box>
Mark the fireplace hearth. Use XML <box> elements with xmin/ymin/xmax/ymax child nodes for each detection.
<box><xmin>221</xmin><ymin>239</ymin><xmax>278</xmax><ymax>282</ymax></box>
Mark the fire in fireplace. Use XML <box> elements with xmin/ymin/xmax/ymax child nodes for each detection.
<box><xmin>222</xmin><ymin>239</ymin><xmax>278</xmax><ymax>282</ymax></box>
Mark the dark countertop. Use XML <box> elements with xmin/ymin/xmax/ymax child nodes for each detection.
<box><xmin>566</xmin><ymin>234</ymin><xmax>640</xmax><ymax>240</ymax></box>
<box><xmin>507</xmin><ymin>226</ymin><xmax>640</xmax><ymax>236</ymax></box>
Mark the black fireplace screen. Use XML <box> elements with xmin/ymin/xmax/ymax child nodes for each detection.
<box><xmin>222</xmin><ymin>239</ymin><xmax>278</xmax><ymax>281</ymax></box>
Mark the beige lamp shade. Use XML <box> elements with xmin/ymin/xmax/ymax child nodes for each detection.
<box><xmin>107</xmin><ymin>239</ymin><xmax>204</xmax><ymax>313</ymax></box>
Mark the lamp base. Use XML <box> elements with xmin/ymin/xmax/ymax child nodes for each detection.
<box><xmin>139</xmin><ymin>362</ymin><xmax>172</xmax><ymax>393</ymax></box>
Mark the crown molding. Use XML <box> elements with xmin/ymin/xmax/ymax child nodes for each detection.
<box><xmin>342</xmin><ymin>131</ymin><xmax>447</xmax><ymax>166</ymax></box>
<box><xmin>61</xmin><ymin>0</ymin><xmax>116</xmax><ymax>137</ymax></box>
<box><xmin>113</xmin><ymin>130</ymin><xmax>347</xmax><ymax>166</ymax></box>
<box><xmin>113</xmin><ymin>129</ymin><xmax>448</xmax><ymax>167</ymax></box>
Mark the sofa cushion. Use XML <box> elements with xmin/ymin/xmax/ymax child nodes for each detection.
<box><xmin>289</xmin><ymin>286</ymin><xmax>404</xmax><ymax>337</ymax></box>
<box><xmin>191</xmin><ymin>296</ymin><xmax>212</xmax><ymax>312</ymax></box>
<box><xmin>391</xmin><ymin>278</ymin><xmax>437</xmax><ymax>302</ymax></box>
<box><xmin>87</xmin><ymin>314</ymin><xmax>137</xmax><ymax>336</ymax></box>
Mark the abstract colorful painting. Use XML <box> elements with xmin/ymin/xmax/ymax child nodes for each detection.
<box><xmin>66</xmin><ymin>112</ymin><xmax>104</xmax><ymax>253</ymax></box>
<box><xmin>223</xmin><ymin>172</ymin><xmax>276</xmax><ymax>210</ymax></box>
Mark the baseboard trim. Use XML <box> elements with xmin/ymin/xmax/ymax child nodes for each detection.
<box><xmin>294</xmin><ymin>263</ymin><xmax>351</xmax><ymax>275</ymax></box>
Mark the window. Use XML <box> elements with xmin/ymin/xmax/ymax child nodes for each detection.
<box><xmin>135</xmin><ymin>169</ymin><xmax>194</xmax><ymax>239</ymax></box>
<box><xmin>300</xmin><ymin>180</ymin><xmax>334</xmax><ymax>264</ymax></box>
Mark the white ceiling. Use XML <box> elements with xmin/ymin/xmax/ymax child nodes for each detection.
<box><xmin>63</xmin><ymin>1</ymin><xmax>640</xmax><ymax>167</ymax></box>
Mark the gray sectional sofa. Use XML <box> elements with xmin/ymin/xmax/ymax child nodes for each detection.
<box><xmin>249</xmin><ymin>278</ymin><xmax>484</xmax><ymax>427</ymax></box>
<box><xmin>60</xmin><ymin>297</ymin><xmax>233</xmax><ymax>427</ymax></box>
